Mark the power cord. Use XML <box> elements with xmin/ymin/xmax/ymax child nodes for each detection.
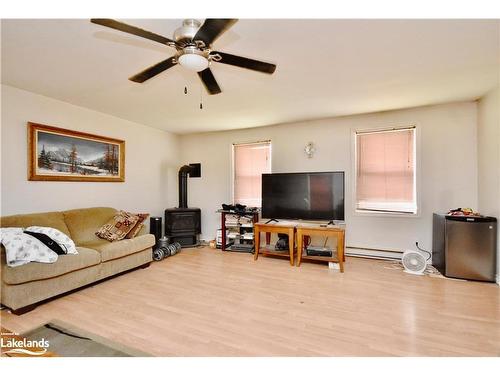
<box><xmin>415</xmin><ymin>241</ymin><xmax>432</xmax><ymax>261</ymax></box>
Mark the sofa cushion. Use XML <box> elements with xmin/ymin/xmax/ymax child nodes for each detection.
<box><xmin>1</xmin><ymin>247</ymin><xmax>100</xmax><ymax>285</ymax></box>
<box><xmin>0</xmin><ymin>211</ymin><xmax>71</xmax><ymax>237</ymax></box>
<box><xmin>81</xmin><ymin>234</ymin><xmax>155</xmax><ymax>262</ymax></box>
<box><xmin>63</xmin><ymin>207</ymin><xmax>117</xmax><ymax>245</ymax></box>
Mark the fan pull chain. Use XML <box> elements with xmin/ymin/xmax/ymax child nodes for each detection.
<box><xmin>184</xmin><ymin>86</ymin><xmax>188</xmax><ymax>95</ymax></box>
<box><xmin>199</xmin><ymin>85</ymin><xmax>203</xmax><ymax>110</ymax></box>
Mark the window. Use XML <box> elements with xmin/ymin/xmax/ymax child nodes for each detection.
<box><xmin>355</xmin><ymin>127</ymin><xmax>416</xmax><ymax>214</ymax></box>
<box><xmin>233</xmin><ymin>141</ymin><xmax>271</xmax><ymax>207</ymax></box>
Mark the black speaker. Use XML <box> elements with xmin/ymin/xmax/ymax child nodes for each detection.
<box><xmin>149</xmin><ymin>216</ymin><xmax>162</xmax><ymax>249</ymax></box>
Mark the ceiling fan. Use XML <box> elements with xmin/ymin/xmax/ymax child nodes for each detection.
<box><xmin>90</xmin><ymin>18</ymin><xmax>277</xmax><ymax>95</ymax></box>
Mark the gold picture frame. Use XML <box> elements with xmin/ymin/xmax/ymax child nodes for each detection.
<box><xmin>28</xmin><ymin>122</ymin><xmax>125</xmax><ymax>182</ymax></box>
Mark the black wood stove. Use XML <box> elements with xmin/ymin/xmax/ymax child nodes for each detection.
<box><xmin>165</xmin><ymin>164</ymin><xmax>201</xmax><ymax>247</ymax></box>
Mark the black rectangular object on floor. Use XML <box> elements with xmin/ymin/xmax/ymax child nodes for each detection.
<box><xmin>173</xmin><ymin>235</ymin><xmax>198</xmax><ymax>247</ymax></box>
<box><xmin>149</xmin><ymin>216</ymin><xmax>162</xmax><ymax>249</ymax></box>
<box><xmin>165</xmin><ymin>208</ymin><xmax>201</xmax><ymax>247</ymax></box>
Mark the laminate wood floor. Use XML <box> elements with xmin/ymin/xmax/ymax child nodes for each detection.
<box><xmin>1</xmin><ymin>247</ymin><xmax>499</xmax><ymax>356</ymax></box>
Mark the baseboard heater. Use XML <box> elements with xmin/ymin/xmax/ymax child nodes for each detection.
<box><xmin>345</xmin><ymin>246</ymin><xmax>403</xmax><ymax>261</ymax></box>
<box><xmin>200</xmin><ymin>239</ymin><xmax>403</xmax><ymax>261</ymax></box>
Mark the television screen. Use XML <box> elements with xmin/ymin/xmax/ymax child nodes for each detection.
<box><xmin>261</xmin><ymin>172</ymin><xmax>345</xmax><ymax>221</ymax></box>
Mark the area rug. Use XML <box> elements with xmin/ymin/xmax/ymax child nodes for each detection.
<box><xmin>17</xmin><ymin>320</ymin><xmax>151</xmax><ymax>357</ymax></box>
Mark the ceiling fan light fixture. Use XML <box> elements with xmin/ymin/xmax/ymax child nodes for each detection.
<box><xmin>178</xmin><ymin>48</ymin><xmax>209</xmax><ymax>72</ymax></box>
<box><xmin>90</xmin><ymin>18</ymin><xmax>276</xmax><ymax>95</ymax></box>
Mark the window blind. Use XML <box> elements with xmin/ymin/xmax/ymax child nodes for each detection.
<box><xmin>233</xmin><ymin>141</ymin><xmax>271</xmax><ymax>207</ymax></box>
<box><xmin>356</xmin><ymin>127</ymin><xmax>416</xmax><ymax>213</ymax></box>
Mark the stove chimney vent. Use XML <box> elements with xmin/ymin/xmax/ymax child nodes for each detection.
<box><xmin>178</xmin><ymin>163</ymin><xmax>201</xmax><ymax>208</ymax></box>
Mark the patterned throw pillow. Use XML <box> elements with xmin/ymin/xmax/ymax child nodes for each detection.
<box><xmin>25</xmin><ymin>226</ymin><xmax>78</xmax><ymax>254</ymax></box>
<box><xmin>125</xmin><ymin>213</ymin><xmax>149</xmax><ymax>239</ymax></box>
<box><xmin>95</xmin><ymin>211</ymin><xmax>140</xmax><ymax>242</ymax></box>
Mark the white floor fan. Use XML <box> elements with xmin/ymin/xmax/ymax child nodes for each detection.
<box><xmin>401</xmin><ymin>242</ymin><xmax>431</xmax><ymax>275</ymax></box>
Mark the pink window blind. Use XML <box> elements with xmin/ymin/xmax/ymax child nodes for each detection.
<box><xmin>233</xmin><ymin>141</ymin><xmax>271</xmax><ymax>207</ymax></box>
<box><xmin>356</xmin><ymin>128</ymin><xmax>416</xmax><ymax>213</ymax></box>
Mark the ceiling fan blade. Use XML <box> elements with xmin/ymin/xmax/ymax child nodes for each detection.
<box><xmin>211</xmin><ymin>51</ymin><xmax>276</xmax><ymax>74</ymax></box>
<box><xmin>193</xmin><ymin>19</ymin><xmax>238</xmax><ymax>46</ymax></box>
<box><xmin>129</xmin><ymin>57</ymin><xmax>177</xmax><ymax>83</ymax></box>
<box><xmin>91</xmin><ymin>19</ymin><xmax>176</xmax><ymax>46</ymax></box>
<box><xmin>198</xmin><ymin>68</ymin><xmax>222</xmax><ymax>95</ymax></box>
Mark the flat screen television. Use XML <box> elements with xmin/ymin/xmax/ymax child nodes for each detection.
<box><xmin>261</xmin><ymin>172</ymin><xmax>345</xmax><ymax>221</ymax></box>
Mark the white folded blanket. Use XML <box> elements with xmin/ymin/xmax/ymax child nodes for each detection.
<box><xmin>25</xmin><ymin>226</ymin><xmax>78</xmax><ymax>255</ymax></box>
<box><xmin>1</xmin><ymin>227</ymin><xmax>58</xmax><ymax>267</ymax></box>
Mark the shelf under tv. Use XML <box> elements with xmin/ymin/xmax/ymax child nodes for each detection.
<box><xmin>257</xmin><ymin>246</ymin><xmax>292</xmax><ymax>258</ymax></box>
<box><xmin>300</xmin><ymin>253</ymin><xmax>339</xmax><ymax>263</ymax></box>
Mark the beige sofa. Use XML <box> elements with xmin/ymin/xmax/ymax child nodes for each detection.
<box><xmin>0</xmin><ymin>207</ymin><xmax>154</xmax><ymax>314</ymax></box>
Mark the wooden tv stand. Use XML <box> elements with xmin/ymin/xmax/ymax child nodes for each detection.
<box><xmin>253</xmin><ymin>222</ymin><xmax>346</xmax><ymax>271</ymax></box>
<box><xmin>296</xmin><ymin>225</ymin><xmax>345</xmax><ymax>272</ymax></box>
<box><xmin>254</xmin><ymin>223</ymin><xmax>296</xmax><ymax>265</ymax></box>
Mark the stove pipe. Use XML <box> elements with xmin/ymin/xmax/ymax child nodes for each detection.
<box><xmin>178</xmin><ymin>164</ymin><xmax>193</xmax><ymax>208</ymax></box>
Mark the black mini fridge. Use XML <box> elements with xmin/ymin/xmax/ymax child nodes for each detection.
<box><xmin>432</xmin><ymin>214</ymin><xmax>497</xmax><ymax>282</ymax></box>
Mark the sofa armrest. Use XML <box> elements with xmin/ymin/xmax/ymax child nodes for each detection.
<box><xmin>138</xmin><ymin>224</ymin><xmax>148</xmax><ymax>237</ymax></box>
<box><xmin>135</xmin><ymin>233</ymin><xmax>155</xmax><ymax>248</ymax></box>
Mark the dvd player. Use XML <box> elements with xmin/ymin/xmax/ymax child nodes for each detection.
<box><xmin>306</xmin><ymin>247</ymin><xmax>333</xmax><ymax>257</ymax></box>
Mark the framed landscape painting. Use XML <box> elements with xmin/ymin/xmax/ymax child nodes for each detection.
<box><xmin>28</xmin><ymin>122</ymin><xmax>125</xmax><ymax>182</ymax></box>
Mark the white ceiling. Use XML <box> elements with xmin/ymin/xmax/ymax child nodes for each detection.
<box><xmin>2</xmin><ymin>19</ymin><xmax>499</xmax><ymax>134</ymax></box>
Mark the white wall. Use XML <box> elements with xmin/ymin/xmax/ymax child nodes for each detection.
<box><xmin>1</xmin><ymin>85</ymin><xmax>180</xmax><ymax>223</ymax></box>
<box><xmin>0</xmin><ymin>83</ymin><xmax>484</xmax><ymax>261</ymax></box>
<box><xmin>179</xmin><ymin>102</ymin><xmax>478</xmax><ymax>254</ymax></box>
<box><xmin>477</xmin><ymin>86</ymin><xmax>500</xmax><ymax>283</ymax></box>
